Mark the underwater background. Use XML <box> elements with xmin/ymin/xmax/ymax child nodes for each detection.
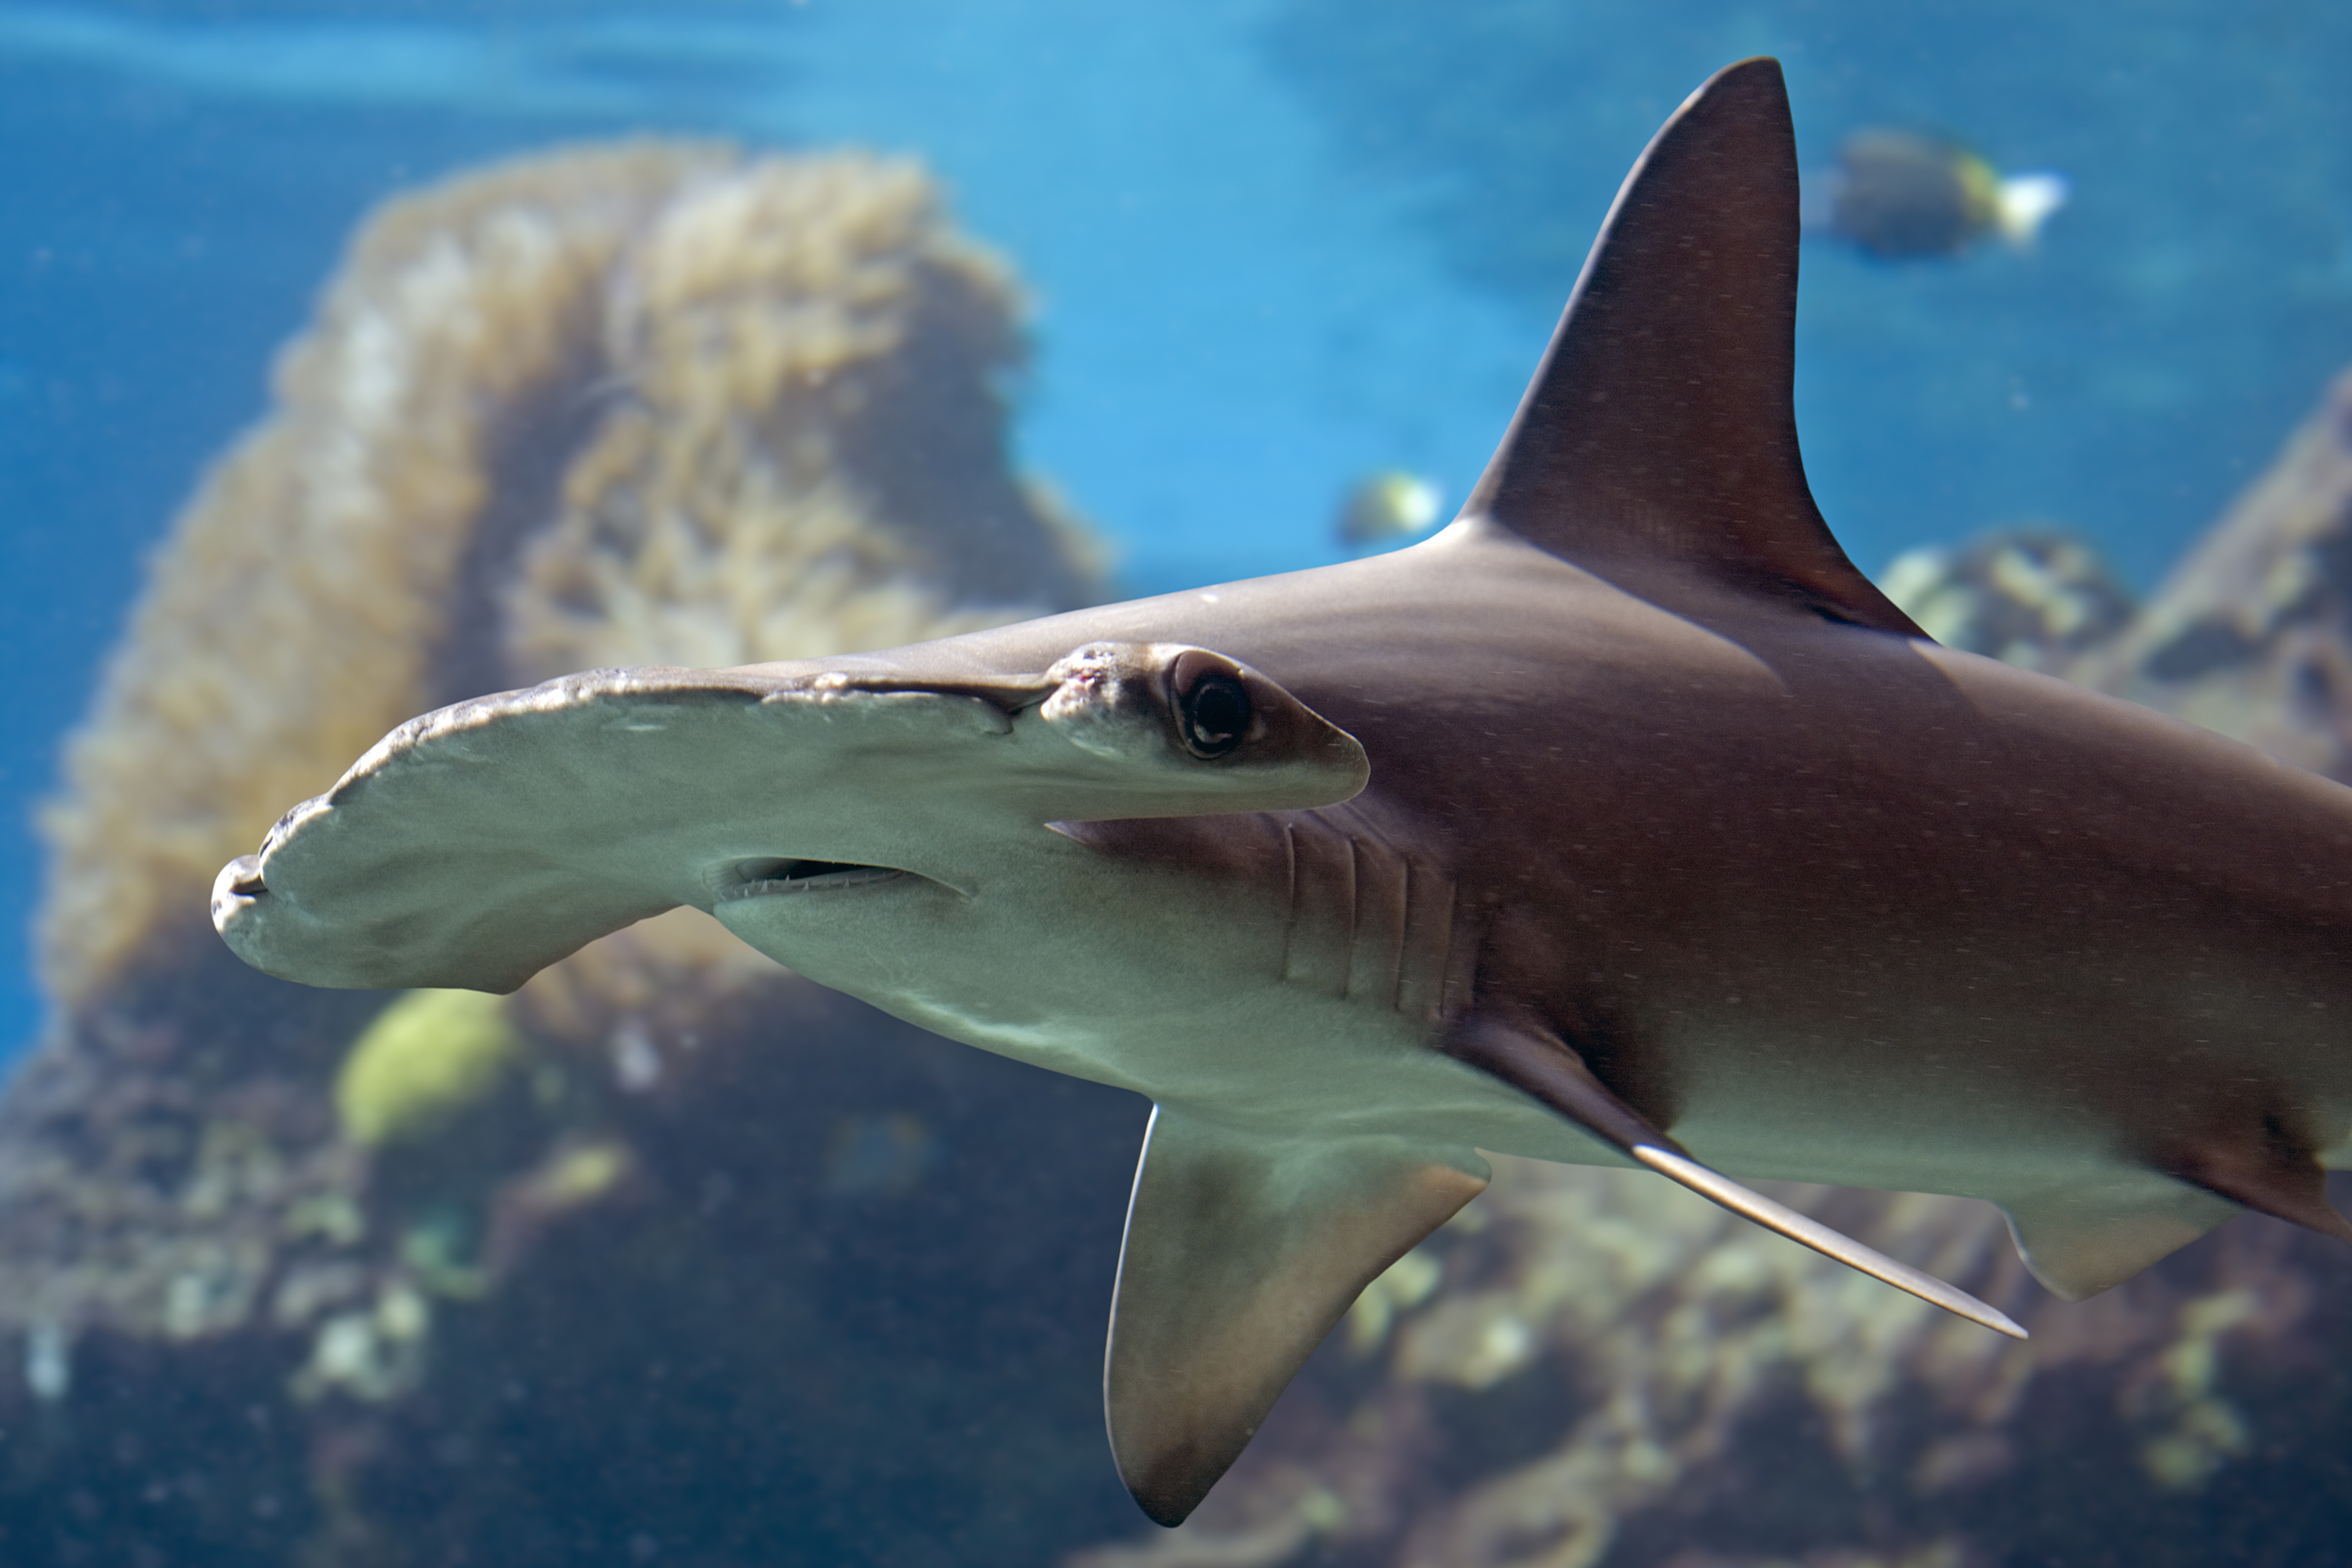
<box><xmin>3</xmin><ymin>2</ymin><xmax>2352</xmax><ymax>1564</ymax></box>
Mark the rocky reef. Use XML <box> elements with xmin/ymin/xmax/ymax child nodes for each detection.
<box><xmin>1062</xmin><ymin>371</ymin><xmax>2352</xmax><ymax>1568</ymax></box>
<box><xmin>0</xmin><ymin>142</ymin><xmax>1142</xmax><ymax>1566</ymax></box>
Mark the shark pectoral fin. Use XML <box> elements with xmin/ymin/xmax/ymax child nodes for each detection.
<box><xmin>1997</xmin><ymin>1180</ymin><xmax>2241</xmax><ymax>1300</ymax></box>
<box><xmin>1104</xmin><ymin>1108</ymin><xmax>1489</xmax><ymax>1527</ymax></box>
<box><xmin>1440</xmin><ymin>1013</ymin><xmax>2027</xmax><ymax>1339</ymax></box>
<box><xmin>1627</xmin><ymin>1149</ymin><xmax>2025</xmax><ymax>1337</ymax></box>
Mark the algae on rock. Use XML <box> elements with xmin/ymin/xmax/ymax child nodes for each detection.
<box><xmin>334</xmin><ymin>991</ymin><xmax>528</xmax><ymax>1152</ymax></box>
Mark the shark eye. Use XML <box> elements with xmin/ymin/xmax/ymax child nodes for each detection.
<box><xmin>1176</xmin><ymin>666</ymin><xmax>1251</xmax><ymax>760</ymax></box>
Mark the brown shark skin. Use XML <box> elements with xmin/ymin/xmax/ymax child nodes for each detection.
<box><xmin>208</xmin><ymin>58</ymin><xmax>2352</xmax><ymax>1523</ymax></box>
<box><xmin>805</xmin><ymin>532</ymin><xmax>2352</xmax><ymax>1196</ymax></box>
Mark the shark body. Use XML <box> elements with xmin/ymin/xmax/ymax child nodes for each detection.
<box><xmin>212</xmin><ymin>60</ymin><xmax>2352</xmax><ymax>1524</ymax></box>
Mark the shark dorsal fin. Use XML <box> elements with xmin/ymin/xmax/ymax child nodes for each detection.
<box><xmin>1458</xmin><ymin>56</ymin><xmax>1922</xmax><ymax>637</ymax></box>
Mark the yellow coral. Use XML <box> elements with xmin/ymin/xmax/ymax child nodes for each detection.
<box><xmin>335</xmin><ymin>989</ymin><xmax>526</xmax><ymax>1150</ymax></box>
<box><xmin>36</xmin><ymin>145</ymin><xmax>715</xmax><ymax>1005</ymax></box>
<box><xmin>500</xmin><ymin>151</ymin><xmax>1099</xmax><ymax>681</ymax></box>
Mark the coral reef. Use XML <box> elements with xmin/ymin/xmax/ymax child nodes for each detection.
<box><xmin>1062</xmin><ymin>371</ymin><xmax>2352</xmax><ymax>1568</ymax></box>
<box><xmin>36</xmin><ymin>144</ymin><xmax>701</xmax><ymax>1011</ymax></box>
<box><xmin>1879</xmin><ymin>527</ymin><xmax>2136</xmax><ymax>672</ymax></box>
<box><xmin>0</xmin><ymin>141</ymin><xmax>1137</xmax><ymax>1565</ymax></box>
<box><xmin>36</xmin><ymin>140</ymin><xmax>1097</xmax><ymax>1012</ymax></box>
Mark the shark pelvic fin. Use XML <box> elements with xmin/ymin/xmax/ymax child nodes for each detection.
<box><xmin>1441</xmin><ymin>1013</ymin><xmax>2026</xmax><ymax>1338</ymax></box>
<box><xmin>1997</xmin><ymin>1181</ymin><xmax>2240</xmax><ymax>1300</ymax></box>
<box><xmin>2164</xmin><ymin>1127</ymin><xmax>2352</xmax><ymax>1244</ymax></box>
<box><xmin>1104</xmin><ymin>1108</ymin><xmax>1489</xmax><ymax>1526</ymax></box>
<box><xmin>1998</xmin><ymin>1123</ymin><xmax>2352</xmax><ymax>1302</ymax></box>
<box><xmin>1456</xmin><ymin>57</ymin><xmax>1922</xmax><ymax>638</ymax></box>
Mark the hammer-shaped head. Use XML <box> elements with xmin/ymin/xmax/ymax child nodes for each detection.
<box><xmin>212</xmin><ymin>638</ymin><xmax>1366</xmax><ymax>994</ymax></box>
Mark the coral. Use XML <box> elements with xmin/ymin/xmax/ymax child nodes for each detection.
<box><xmin>35</xmin><ymin>140</ymin><xmax>1102</xmax><ymax>1012</ymax></box>
<box><xmin>1879</xmin><ymin>527</ymin><xmax>2136</xmax><ymax>671</ymax></box>
<box><xmin>34</xmin><ymin>145</ymin><xmax>710</xmax><ymax>1010</ymax></box>
<box><xmin>332</xmin><ymin>990</ymin><xmax>527</xmax><ymax>1150</ymax></box>
<box><xmin>1067</xmin><ymin>1164</ymin><xmax>2351</xmax><ymax>1568</ymax></box>
<box><xmin>501</xmin><ymin>154</ymin><xmax>1102</xmax><ymax>683</ymax></box>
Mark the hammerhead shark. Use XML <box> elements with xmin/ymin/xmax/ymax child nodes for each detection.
<box><xmin>212</xmin><ymin>59</ymin><xmax>2352</xmax><ymax>1525</ymax></box>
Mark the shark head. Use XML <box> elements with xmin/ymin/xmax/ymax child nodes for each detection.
<box><xmin>214</xmin><ymin>640</ymin><xmax>1365</xmax><ymax>997</ymax></box>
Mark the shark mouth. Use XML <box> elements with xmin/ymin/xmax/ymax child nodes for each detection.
<box><xmin>713</xmin><ymin>858</ymin><xmax>909</xmax><ymax>902</ymax></box>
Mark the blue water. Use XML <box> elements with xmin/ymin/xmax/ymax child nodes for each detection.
<box><xmin>3</xmin><ymin>0</ymin><xmax>2350</xmax><ymax>1063</ymax></box>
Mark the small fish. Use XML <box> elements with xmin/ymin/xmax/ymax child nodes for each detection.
<box><xmin>1334</xmin><ymin>470</ymin><xmax>1443</xmax><ymax>550</ymax></box>
<box><xmin>1813</xmin><ymin>127</ymin><xmax>2067</xmax><ymax>259</ymax></box>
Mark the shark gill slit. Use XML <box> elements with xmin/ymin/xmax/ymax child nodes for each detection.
<box><xmin>1345</xmin><ymin>827</ymin><xmax>1410</xmax><ymax>1007</ymax></box>
<box><xmin>1279</xmin><ymin>813</ymin><xmax>1356</xmax><ymax>996</ymax></box>
<box><xmin>1396</xmin><ymin>859</ymin><xmax>1455</xmax><ymax>1024</ymax></box>
<box><xmin>1276</xmin><ymin>818</ymin><xmax>1298</xmax><ymax>982</ymax></box>
<box><xmin>1342</xmin><ymin>830</ymin><xmax>1360</xmax><ymax>993</ymax></box>
<box><xmin>1438</xmin><ymin>891</ymin><xmax>1482</xmax><ymax>1027</ymax></box>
